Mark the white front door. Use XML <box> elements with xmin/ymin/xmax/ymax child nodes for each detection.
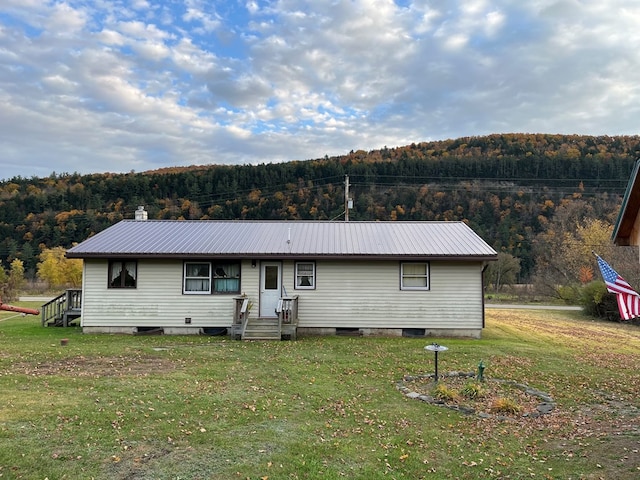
<box><xmin>259</xmin><ymin>262</ymin><xmax>281</xmax><ymax>317</ymax></box>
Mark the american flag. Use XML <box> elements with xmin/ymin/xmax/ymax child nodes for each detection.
<box><xmin>596</xmin><ymin>255</ymin><xmax>640</xmax><ymax>320</ymax></box>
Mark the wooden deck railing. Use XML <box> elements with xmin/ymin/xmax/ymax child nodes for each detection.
<box><xmin>276</xmin><ymin>296</ymin><xmax>298</xmax><ymax>325</ymax></box>
<box><xmin>232</xmin><ymin>296</ymin><xmax>251</xmax><ymax>338</ymax></box>
<box><xmin>41</xmin><ymin>289</ymin><xmax>82</xmax><ymax>327</ymax></box>
<box><xmin>276</xmin><ymin>295</ymin><xmax>298</xmax><ymax>340</ymax></box>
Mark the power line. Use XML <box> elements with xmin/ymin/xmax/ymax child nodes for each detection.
<box><xmin>0</xmin><ymin>173</ymin><xmax>628</xmax><ymax>223</ymax></box>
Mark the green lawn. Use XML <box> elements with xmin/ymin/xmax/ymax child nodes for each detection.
<box><xmin>1</xmin><ymin>303</ymin><xmax>639</xmax><ymax>479</ymax></box>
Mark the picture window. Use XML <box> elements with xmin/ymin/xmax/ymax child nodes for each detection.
<box><xmin>184</xmin><ymin>261</ymin><xmax>241</xmax><ymax>294</ymax></box>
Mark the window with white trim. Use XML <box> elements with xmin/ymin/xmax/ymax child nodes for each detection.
<box><xmin>184</xmin><ymin>262</ymin><xmax>211</xmax><ymax>294</ymax></box>
<box><xmin>400</xmin><ymin>262</ymin><xmax>429</xmax><ymax>290</ymax></box>
<box><xmin>183</xmin><ymin>261</ymin><xmax>241</xmax><ymax>294</ymax></box>
<box><xmin>295</xmin><ymin>261</ymin><xmax>315</xmax><ymax>289</ymax></box>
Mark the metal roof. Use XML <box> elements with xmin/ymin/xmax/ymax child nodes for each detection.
<box><xmin>66</xmin><ymin>220</ymin><xmax>497</xmax><ymax>260</ymax></box>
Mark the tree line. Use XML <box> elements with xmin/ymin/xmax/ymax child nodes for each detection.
<box><xmin>1</xmin><ymin>133</ymin><xmax>638</xmax><ymax>294</ymax></box>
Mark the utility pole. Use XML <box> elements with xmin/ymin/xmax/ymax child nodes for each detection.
<box><xmin>344</xmin><ymin>175</ymin><xmax>351</xmax><ymax>222</ymax></box>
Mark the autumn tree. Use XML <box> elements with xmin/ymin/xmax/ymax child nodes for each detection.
<box><xmin>531</xmin><ymin>198</ymin><xmax>640</xmax><ymax>303</ymax></box>
<box><xmin>37</xmin><ymin>246</ymin><xmax>83</xmax><ymax>289</ymax></box>
<box><xmin>0</xmin><ymin>259</ymin><xmax>25</xmax><ymax>302</ymax></box>
<box><xmin>484</xmin><ymin>252</ymin><xmax>521</xmax><ymax>292</ymax></box>
<box><xmin>0</xmin><ymin>261</ymin><xmax>7</xmax><ymax>301</ymax></box>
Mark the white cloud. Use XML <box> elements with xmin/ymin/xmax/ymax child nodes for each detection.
<box><xmin>131</xmin><ymin>0</ymin><xmax>151</xmax><ymax>10</ymax></box>
<box><xmin>46</xmin><ymin>2</ymin><xmax>88</xmax><ymax>34</ymax></box>
<box><xmin>183</xmin><ymin>6</ymin><xmax>221</xmax><ymax>32</ymax></box>
<box><xmin>484</xmin><ymin>10</ymin><xmax>505</xmax><ymax>36</ymax></box>
<box><xmin>171</xmin><ymin>38</ymin><xmax>218</xmax><ymax>73</ymax></box>
<box><xmin>117</xmin><ymin>20</ymin><xmax>172</xmax><ymax>41</ymax></box>
<box><xmin>1</xmin><ymin>0</ymin><xmax>640</xmax><ymax>180</ymax></box>
<box><xmin>132</xmin><ymin>39</ymin><xmax>171</xmax><ymax>61</ymax></box>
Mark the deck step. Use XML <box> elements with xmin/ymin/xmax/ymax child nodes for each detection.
<box><xmin>242</xmin><ymin>318</ymin><xmax>281</xmax><ymax>340</ymax></box>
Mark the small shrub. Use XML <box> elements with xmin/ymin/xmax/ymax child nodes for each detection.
<box><xmin>460</xmin><ymin>381</ymin><xmax>486</xmax><ymax>399</ymax></box>
<box><xmin>432</xmin><ymin>383</ymin><xmax>459</xmax><ymax>402</ymax></box>
<box><xmin>579</xmin><ymin>281</ymin><xmax>620</xmax><ymax>322</ymax></box>
<box><xmin>557</xmin><ymin>284</ymin><xmax>581</xmax><ymax>304</ymax></box>
<box><xmin>490</xmin><ymin>397</ymin><xmax>522</xmax><ymax>415</ymax></box>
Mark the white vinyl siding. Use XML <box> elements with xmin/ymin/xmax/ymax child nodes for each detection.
<box><xmin>81</xmin><ymin>259</ymin><xmax>252</xmax><ymax>328</ymax></box>
<box><xmin>80</xmin><ymin>258</ymin><xmax>483</xmax><ymax>332</ymax></box>
<box><xmin>288</xmin><ymin>260</ymin><xmax>483</xmax><ymax>330</ymax></box>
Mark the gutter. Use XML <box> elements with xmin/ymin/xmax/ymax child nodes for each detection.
<box><xmin>66</xmin><ymin>253</ymin><xmax>499</xmax><ymax>262</ymax></box>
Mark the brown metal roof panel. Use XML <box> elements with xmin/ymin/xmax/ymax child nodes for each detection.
<box><xmin>66</xmin><ymin>220</ymin><xmax>497</xmax><ymax>258</ymax></box>
<box><xmin>379</xmin><ymin>223</ymin><xmax>432</xmax><ymax>255</ymax></box>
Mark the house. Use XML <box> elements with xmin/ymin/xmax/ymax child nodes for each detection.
<box><xmin>64</xmin><ymin>211</ymin><xmax>497</xmax><ymax>339</ymax></box>
<box><xmin>613</xmin><ymin>160</ymin><xmax>640</xmax><ymax>248</ymax></box>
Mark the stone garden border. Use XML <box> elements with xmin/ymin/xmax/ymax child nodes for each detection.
<box><xmin>397</xmin><ymin>371</ymin><xmax>556</xmax><ymax>420</ymax></box>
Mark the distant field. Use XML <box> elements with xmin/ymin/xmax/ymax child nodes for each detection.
<box><xmin>1</xmin><ymin>302</ymin><xmax>638</xmax><ymax>479</ymax></box>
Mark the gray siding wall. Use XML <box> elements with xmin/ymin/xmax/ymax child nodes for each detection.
<box><xmin>81</xmin><ymin>258</ymin><xmax>483</xmax><ymax>330</ymax></box>
<box><xmin>81</xmin><ymin>259</ymin><xmax>255</xmax><ymax>328</ymax></box>
<box><xmin>287</xmin><ymin>260</ymin><xmax>483</xmax><ymax>329</ymax></box>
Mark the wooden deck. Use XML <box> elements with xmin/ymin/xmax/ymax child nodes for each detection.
<box><xmin>230</xmin><ymin>295</ymin><xmax>298</xmax><ymax>340</ymax></box>
<box><xmin>41</xmin><ymin>289</ymin><xmax>82</xmax><ymax>327</ymax></box>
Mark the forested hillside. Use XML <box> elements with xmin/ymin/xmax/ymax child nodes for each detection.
<box><xmin>1</xmin><ymin>133</ymin><xmax>638</xmax><ymax>281</ymax></box>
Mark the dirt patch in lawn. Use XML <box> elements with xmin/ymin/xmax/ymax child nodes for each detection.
<box><xmin>546</xmin><ymin>393</ymin><xmax>640</xmax><ymax>479</ymax></box>
<box><xmin>7</xmin><ymin>354</ymin><xmax>178</xmax><ymax>378</ymax></box>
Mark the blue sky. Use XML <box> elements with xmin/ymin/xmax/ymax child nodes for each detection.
<box><xmin>1</xmin><ymin>0</ymin><xmax>639</xmax><ymax>181</ymax></box>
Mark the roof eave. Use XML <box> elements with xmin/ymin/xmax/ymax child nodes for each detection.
<box><xmin>67</xmin><ymin>252</ymin><xmax>498</xmax><ymax>261</ymax></box>
<box><xmin>613</xmin><ymin>159</ymin><xmax>640</xmax><ymax>244</ymax></box>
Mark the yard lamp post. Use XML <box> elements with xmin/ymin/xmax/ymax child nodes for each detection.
<box><xmin>424</xmin><ymin>343</ymin><xmax>448</xmax><ymax>382</ymax></box>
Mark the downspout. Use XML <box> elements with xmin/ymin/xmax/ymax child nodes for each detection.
<box><xmin>481</xmin><ymin>262</ymin><xmax>489</xmax><ymax>329</ymax></box>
